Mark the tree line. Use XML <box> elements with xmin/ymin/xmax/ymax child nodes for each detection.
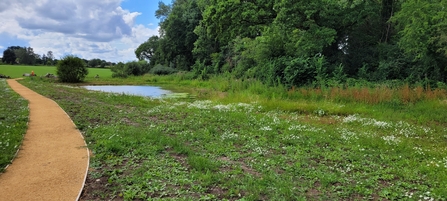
<box><xmin>1</xmin><ymin>46</ymin><xmax>56</xmax><ymax>66</ymax></box>
<box><xmin>136</xmin><ymin>0</ymin><xmax>447</xmax><ymax>87</ymax></box>
<box><xmin>1</xmin><ymin>46</ymin><xmax>116</xmax><ymax>68</ymax></box>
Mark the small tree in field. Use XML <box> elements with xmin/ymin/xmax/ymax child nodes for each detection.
<box><xmin>56</xmin><ymin>55</ymin><xmax>88</xmax><ymax>83</ymax></box>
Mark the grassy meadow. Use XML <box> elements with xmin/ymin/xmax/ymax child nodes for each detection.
<box><xmin>5</xmin><ymin>74</ymin><xmax>445</xmax><ymax>200</ymax></box>
<box><xmin>0</xmin><ymin>65</ymin><xmax>112</xmax><ymax>79</ymax></box>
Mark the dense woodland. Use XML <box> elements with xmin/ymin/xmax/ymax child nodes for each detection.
<box><xmin>136</xmin><ymin>0</ymin><xmax>447</xmax><ymax>88</ymax></box>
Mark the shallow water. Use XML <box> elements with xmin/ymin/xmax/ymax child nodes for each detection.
<box><xmin>82</xmin><ymin>85</ymin><xmax>172</xmax><ymax>98</ymax></box>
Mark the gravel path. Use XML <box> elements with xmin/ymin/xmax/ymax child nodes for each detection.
<box><xmin>0</xmin><ymin>79</ymin><xmax>89</xmax><ymax>201</ymax></box>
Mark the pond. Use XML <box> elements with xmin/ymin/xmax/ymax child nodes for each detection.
<box><xmin>82</xmin><ymin>85</ymin><xmax>172</xmax><ymax>98</ymax></box>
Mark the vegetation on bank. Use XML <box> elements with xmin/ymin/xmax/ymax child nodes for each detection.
<box><xmin>0</xmin><ymin>79</ymin><xmax>28</xmax><ymax>171</ymax></box>
<box><xmin>136</xmin><ymin>0</ymin><xmax>447</xmax><ymax>89</ymax></box>
<box><xmin>15</xmin><ymin>75</ymin><xmax>447</xmax><ymax>200</ymax></box>
<box><xmin>110</xmin><ymin>61</ymin><xmax>177</xmax><ymax>78</ymax></box>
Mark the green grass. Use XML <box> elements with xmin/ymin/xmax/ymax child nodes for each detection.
<box><xmin>0</xmin><ymin>79</ymin><xmax>28</xmax><ymax>171</ymax></box>
<box><xmin>0</xmin><ymin>65</ymin><xmax>112</xmax><ymax>79</ymax></box>
<box><xmin>16</xmin><ymin>77</ymin><xmax>447</xmax><ymax>200</ymax></box>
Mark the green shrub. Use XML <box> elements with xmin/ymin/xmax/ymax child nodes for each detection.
<box><xmin>138</xmin><ymin>60</ymin><xmax>151</xmax><ymax>74</ymax></box>
<box><xmin>150</xmin><ymin>64</ymin><xmax>177</xmax><ymax>75</ymax></box>
<box><xmin>111</xmin><ymin>62</ymin><xmax>128</xmax><ymax>78</ymax></box>
<box><xmin>125</xmin><ymin>61</ymin><xmax>143</xmax><ymax>76</ymax></box>
<box><xmin>192</xmin><ymin>60</ymin><xmax>210</xmax><ymax>80</ymax></box>
<box><xmin>56</xmin><ymin>55</ymin><xmax>88</xmax><ymax>83</ymax></box>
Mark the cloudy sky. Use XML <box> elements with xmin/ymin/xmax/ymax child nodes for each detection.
<box><xmin>0</xmin><ymin>0</ymin><xmax>170</xmax><ymax>62</ymax></box>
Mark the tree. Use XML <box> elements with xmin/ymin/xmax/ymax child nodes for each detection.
<box><xmin>34</xmin><ymin>53</ymin><xmax>42</xmax><ymax>65</ymax></box>
<box><xmin>56</xmin><ymin>55</ymin><xmax>88</xmax><ymax>83</ymax></box>
<box><xmin>156</xmin><ymin>0</ymin><xmax>202</xmax><ymax>70</ymax></box>
<box><xmin>88</xmin><ymin>58</ymin><xmax>102</xmax><ymax>67</ymax></box>
<box><xmin>2</xmin><ymin>46</ymin><xmax>21</xmax><ymax>64</ymax></box>
<box><xmin>47</xmin><ymin>51</ymin><xmax>54</xmax><ymax>65</ymax></box>
<box><xmin>155</xmin><ymin>1</ymin><xmax>172</xmax><ymax>23</ymax></box>
<box><xmin>393</xmin><ymin>0</ymin><xmax>447</xmax><ymax>82</ymax></box>
<box><xmin>135</xmin><ymin>36</ymin><xmax>160</xmax><ymax>63</ymax></box>
<box><xmin>13</xmin><ymin>47</ymin><xmax>36</xmax><ymax>65</ymax></box>
<box><xmin>138</xmin><ymin>0</ymin><xmax>447</xmax><ymax>86</ymax></box>
<box><xmin>200</xmin><ymin>0</ymin><xmax>275</xmax><ymax>47</ymax></box>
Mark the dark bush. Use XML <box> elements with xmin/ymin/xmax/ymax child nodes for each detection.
<box><xmin>138</xmin><ymin>60</ymin><xmax>151</xmax><ymax>74</ymax></box>
<box><xmin>56</xmin><ymin>55</ymin><xmax>88</xmax><ymax>83</ymax></box>
<box><xmin>150</xmin><ymin>64</ymin><xmax>177</xmax><ymax>75</ymax></box>
<box><xmin>125</xmin><ymin>61</ymin><xmax>143</xmax><ymax>76</ymax></box>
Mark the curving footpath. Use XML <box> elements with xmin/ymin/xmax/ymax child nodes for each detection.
<box><xmin>0</xmin><ymin>79</ymin><xmax>89</xmax><ymax>201</ymax></box>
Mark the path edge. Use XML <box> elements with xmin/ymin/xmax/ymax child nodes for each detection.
<box><xmin>46</xmin><ymin>93</ymin><xmax>90</xmax><ymax>201</ymax></box>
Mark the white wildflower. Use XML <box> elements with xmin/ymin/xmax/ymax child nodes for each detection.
<box><xmin>382</xmin><ymin>135</ymin><xmax>401</xmax><ymax>145</ymax></box>
<box><xmin>260</xmin><ymin>126</ymin><xmax>272</xmax><ymax>131</ymax></box>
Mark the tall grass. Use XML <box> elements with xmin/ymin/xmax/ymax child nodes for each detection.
<box><xmin>141</xmin><ymin>73</ymin><xmax>447</xmax><ymax>105</ymax></box>
<box><xmin>287</xmin><ymin>84</ymin><xmax>447</xmax><ymax>105</ymax></box>
<box><xmin>133</xmin><ymin>73</ymin><xmax>447</xmax><ymax>124</ymax></box>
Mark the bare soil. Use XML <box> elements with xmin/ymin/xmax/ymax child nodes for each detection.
<box><xmin>0</xmin><ymin>79</ymin><xmax>89</xmax><ymax>201</ymax></box>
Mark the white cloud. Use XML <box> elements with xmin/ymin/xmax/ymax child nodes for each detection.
<box><xmin>0</xmin><ymin>0</ymin><xmax>158</xmax><ymax>62</ymax></box>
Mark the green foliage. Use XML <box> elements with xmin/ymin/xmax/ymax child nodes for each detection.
<box><xmin>392</xmin><ymin>0</ymin><xmax>447</xmax><ymax>82</ymax></box>
<box><xmin>125</xmin><ymin>61</ymin><xmax>143</xmax><ymax>76</ymax></box>
<box><xmin>149</xmin><ymin>64</ymin><xmax>177</xmax><ymax>75</ymax></box>
<box><xmin>110</xmin><ymin>61</ymin><xmax>152</xmax><ymax>78</ymax></box>
<box><xmin>328</xmin><ymin>63</ymin><xmax>347</xmax><ymax>87</ymax></box>
<box><xmin>56</xmin><ymin>55</ymin><xmax>88</xmax><ymax>83</ymax></box>
<box><xmin>2</xmin><ymin>46</ymin><xmax>20</xmax><ymax>64</ymax></box>
<box><xmin>136</xmin><ymin>0</ymin><xmax>447</xmax><ymax>87</ymax></box>
<box><xmin>14</xmin><ymin>47</ymin><xmax>36</xmax><ymax>65</ymax></box>
<box><xmin>254</xmin><ymin>55</ymin><xmax>329</xmax><ymax>88</ymax></box>
<box><xmin>111</xmin><ymin>62</ymin><xmax>128</xmax><ymax>78</ymax></box>
<box><xmin>135</xmin><ymin>36</ymin><xmax>159</xmax><ymax>64</ymax></box>
<box><xmin>88</xmin><ymin>58</ymin><xmax>103</xmax><ymax>68</ymax></box>
<box><xmin>138</xmin><ymin>60</ymin><xmax>151</xmax><ymax>74</ymax></box>
<box><xmin>192</xmin><ymin>60</ymin><xmax>208</xmax><ymax>80</ymax></box>
<box><xmin>156</xmin><ymin>0</ymin><xmax>202</xmax><ymax>71</ymax></box>
<box><xmin>187</xmin><ymin>155</ymin><xmax>219</xmax><ymax>172</ymax></box>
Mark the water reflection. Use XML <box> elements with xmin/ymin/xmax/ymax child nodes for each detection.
<box><xmin>82</xmin><ymin>85</ymin><xmax>172</xmax><ymax>98</ymax></box>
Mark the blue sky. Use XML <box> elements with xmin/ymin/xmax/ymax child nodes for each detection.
<box><xmin>122</xmin><ymin>0</ymin><xmax>171</xmax><ymax>29</ymax></box>
<box><xmin>0</xmin><ymin>0</ymin><xmax>172</xmax><ymax>62</ymax></box>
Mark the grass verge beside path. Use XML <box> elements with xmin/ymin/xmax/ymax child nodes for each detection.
<box><xmin>0</xmin><ymin>79</ymin><xmax>29</xmax><ymax>171</ymax></box>
<box><xmin>18</xmin><ymin>77</ymin><xmax>447</xmax><ymax>200</ymax></box>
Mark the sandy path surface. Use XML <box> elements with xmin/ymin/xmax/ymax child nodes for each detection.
<box><xmin>0</xmin><ymin>79</ymin><xmax>89</xmax><ymax>201</ymax></box>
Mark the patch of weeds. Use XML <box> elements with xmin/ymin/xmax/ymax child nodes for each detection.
<box><xmin>187</xmin><ymin>155</ymin><xmax>220</xmax><ymax>172</ymax></box>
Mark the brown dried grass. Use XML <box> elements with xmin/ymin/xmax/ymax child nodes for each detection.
<box><xmin>293</xmin><ymin>85</ymin><xmax>447</xmax><ymax>105</ymax></box>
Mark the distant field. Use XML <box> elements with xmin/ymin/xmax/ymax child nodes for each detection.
<box><xmin>0</xmin><ymin>65</ymin><xmax>112</xmax><ymax>78</ymax></box>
